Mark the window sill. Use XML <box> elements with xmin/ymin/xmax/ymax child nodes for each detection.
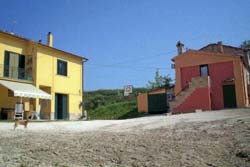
<box><xmin>56</xmin><ymin>74</ymin><xmax>70</xmax><ymax>78</ymax></box>
<box><xmin>0</xmin><ymin>77</ymin><xmax>33</xmax><ymax>84</ymax></box>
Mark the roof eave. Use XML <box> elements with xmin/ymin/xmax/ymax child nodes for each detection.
<box><xmin>0</xmin><ymin>30</ymin><xmax>88</xmax><ymax>61</ymax></box>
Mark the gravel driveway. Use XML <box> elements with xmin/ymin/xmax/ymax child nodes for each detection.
<box><xmin>0</xmin><ymin>108</ymin><xmax>250</xmax><ymax>167</ymax></box>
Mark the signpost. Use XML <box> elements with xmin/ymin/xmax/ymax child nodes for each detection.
<box><xmin>124</xmin><ymin>85</ymin><xmax>133</xmax><ymax>96</ymax></box>
<box><xmin>124</xmin><ymin>85</ymin><xmax>133</xmax><ymax>112</ymax></box>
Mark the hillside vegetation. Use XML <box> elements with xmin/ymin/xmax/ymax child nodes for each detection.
<box><xmin>84</xmin><ymin>88</ymin><xmax>147</xmax><ymax>120</ymax></box>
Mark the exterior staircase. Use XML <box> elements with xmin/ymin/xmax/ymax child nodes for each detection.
<box><xmin>169</xmin><ymin>76</ymin><xmax>210</xmax><ymax>112</ymax></box>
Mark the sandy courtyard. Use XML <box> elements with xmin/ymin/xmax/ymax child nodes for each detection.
<box><xmin>0</xmin><ymin>109</ymin><xmax>250</xmax><ymax>167</ymax></box>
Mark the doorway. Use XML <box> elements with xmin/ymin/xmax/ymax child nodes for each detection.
<box><xmin>223</xmin><ymin>85</ymin><xmax>237</xmax><ymax>108</ymax></box>
<box><xmin>55</xmin><ymin>93</ymin><xmax>68</xmax><ymax>119</ymax></box>
<box><xmin>39</xmin><ymin>86</ymin><xmax>51</xmax><ymax>119</ymax></box>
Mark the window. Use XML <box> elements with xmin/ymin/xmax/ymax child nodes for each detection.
<box><xmin>57</xmin><ymin>60</ymin><xmax>67</xmax><ymax>76</ymax></box>
<box><xmin>200</xmin><ymin>64</ymin><xmax>208</xmax><ymax>76</ymax></box>
<box><xmin>4</xmin><ymin>51</ymin><xmax>25</xmax><ymax>79</ymax></box>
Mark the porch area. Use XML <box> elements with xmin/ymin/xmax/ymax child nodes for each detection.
<box><xmin>0</xmin><ymin>80</ymin><xmax>51</xmax><ymax>120</ymax></box>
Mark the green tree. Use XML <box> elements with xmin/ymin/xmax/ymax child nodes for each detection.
<box><xmin>240</xmin><ymin>40</ymin><xmax>250</xmax><ymax>49</ymax></box>
<box><xmin>147</xmin><ymin>69</ymin><xmax>172</xmax><ymax>90</ymax></box>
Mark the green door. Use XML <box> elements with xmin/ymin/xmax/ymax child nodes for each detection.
<box><xmin>148</xmin><ymin>93</ymin><xmax>168</xmax><ymax>114</ymax></box>
<box><xmin>55</xmin><ymin>94</ymin><xmax>68</xmax><ymax>119</ymax></box>
<box><xmin>55</xmin><ymin>94</ymin><xmax>58</xmax><ymax>119</ymax></box>
<box><xmin>223</xmin><ymin>85</ymin><xmax>237</xmax><ymax>108</ymax></box>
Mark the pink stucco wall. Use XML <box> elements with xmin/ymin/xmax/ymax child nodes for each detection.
<box><xmin>173</xmin><ymin>87</ymin><xmax>211</xmax><ymax>113</ymax></box>
<box><xmin>181</xmin><ymin>66</ymin><xmax>200</xmax><ymax>88</ymax></box>
<box><xmin>178</xmin><ymin>61</ymin><xmax>234</xmax><ymax>111</ymax></box>
<box><xmin>209</xmin><ymin>61</ymin><xmax>234</xmax><ymax>109</ymax></box>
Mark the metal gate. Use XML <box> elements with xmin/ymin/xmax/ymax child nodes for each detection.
<box><xmin>148</xmin><ymin>93</ymin><xmax>168</xmax><ymax>114</ymax></box>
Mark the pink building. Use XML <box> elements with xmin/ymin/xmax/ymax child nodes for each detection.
<box><xmin>170</xmin><ymin>41</ymin><xmax>249</xmax><ymax>113</ymax></box>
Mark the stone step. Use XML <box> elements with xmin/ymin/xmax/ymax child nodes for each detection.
<box><xmin>169</xmin><ymin>76</ymin><xmax>209</xmax><ymax>112</ymax></box>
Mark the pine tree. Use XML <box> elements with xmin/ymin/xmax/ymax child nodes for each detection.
<box><xmin>147</xmin><ymin>69</ymin><xmax>172</xmax><ymax>90</ymax></box>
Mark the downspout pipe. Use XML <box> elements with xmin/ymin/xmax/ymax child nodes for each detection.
<box><xmin>81</xmin><ymin>57</ymin><xmax>88</xmax><ymax>119</ymax></box>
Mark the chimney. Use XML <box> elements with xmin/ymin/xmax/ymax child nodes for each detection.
<box><xmin>176</xmin><ymin>41</ymin><xmax>184</xmax><ymax>55</ymax></box>
<box><xmin>217</xmin><ymin>41</ymin><xmax>224</xmax><ymax>53</ymax></box>
<box><xmin>47</xmin><ymin>32</ymin><xmax>53</xmax><ymax>47</ymax></box>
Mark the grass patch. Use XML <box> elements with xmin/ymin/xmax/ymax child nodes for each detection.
<box><xmin>88</xmin><ymin>101</ymin><xmax>145</xmax><ymax>120</ymax></box>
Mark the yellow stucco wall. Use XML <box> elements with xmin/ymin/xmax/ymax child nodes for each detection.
<box><xmin>36</xmin><ymin>46</ymin><xmax>83</xmax><ymax>117</ymax></box>
<box><xmin>0</xmin><ymin>33</ymin><xmax>27</xmax><ymax>70</ymax></box>
<box><xmin>0</xmin><ymin>33</ymin><xmax>31</xmax><ymax>110</ymax></box>
<box><xmin>0</xmin><ymin>32</ymin><xmax>83</xmax><ymax>120</ymax></box>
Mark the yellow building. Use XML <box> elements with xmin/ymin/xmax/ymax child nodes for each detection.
<box><xmin>0</xmin><ymin>30</ymin><xmax>87</xmax><ymax>120</ymax></box>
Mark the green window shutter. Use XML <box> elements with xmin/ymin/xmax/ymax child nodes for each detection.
<box><xmin>4</xmin><ymin>51</ymin><xmax>10</xmax><ymax>77</ymax></box>
<box><xmin>55</xmin><ymin>94</ymin><xmax>58</xmax><ymax>119</ymax></box>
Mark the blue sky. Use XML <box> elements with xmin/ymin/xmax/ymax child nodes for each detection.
<box><xmin>0</xmin><ymin>0</ymin><xmax>250</xmax><ymax>90</ymax></box>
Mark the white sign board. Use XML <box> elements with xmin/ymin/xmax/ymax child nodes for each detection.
<box><xmin>124</xmin><ymin>85</ymin><xmax>133</xmax><ymax>96</ymax></box>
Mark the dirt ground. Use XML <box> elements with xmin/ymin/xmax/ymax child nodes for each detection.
<box><xmin>0</xmin><ymin>109</ymin><xmax>250</xmax><ymax>167</ymax></box>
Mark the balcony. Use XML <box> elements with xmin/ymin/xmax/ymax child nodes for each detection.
<box><xmin>0</xmin><ymin>64</ymin><xmax>33</xmax><ymax>81</ymax></box>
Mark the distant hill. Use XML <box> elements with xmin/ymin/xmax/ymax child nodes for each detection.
<box><xmin>84</xmin><ymin>88</ymin><xmax>147</xmax><ymax>120</ymax></box>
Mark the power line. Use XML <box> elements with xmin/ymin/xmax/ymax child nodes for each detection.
<box><xmin>86</xmin><ymin>63</ymin><xmax>173</xmax><ymax>70</ymax></box>
<box><xmin>105</xmin><ymin>49</ymin><xmax>177</xmax><ymax>66</ymax></box>
<box><xmin>85</xmin><ymin>33</ymin><xmax>212</xmax><ymax>78</ymax></box>
<box><xmin>85</xmin><ymin>49</ymin><xmax>176</xmax><ymax>70</ymax></box>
